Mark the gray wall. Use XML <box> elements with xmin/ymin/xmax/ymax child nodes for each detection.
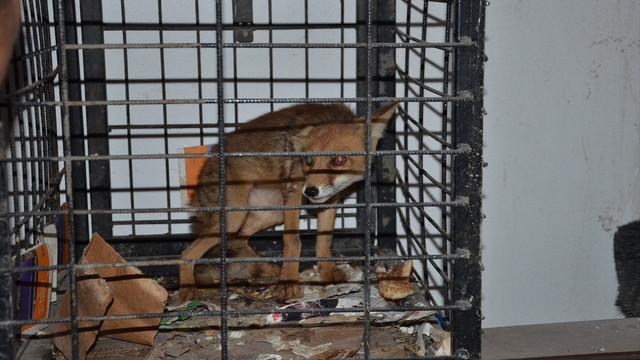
<box><xmin>482</xmin><ymin>0</ymin><xmax>640</xmax><ymax>327</ymax></box>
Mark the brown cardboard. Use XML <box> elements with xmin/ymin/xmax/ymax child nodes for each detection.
<box><xmin>52</xmin><ymin>233</ymin><xmax>168</xmax><ymax>359</ymax></box>
<box><xmin>83</xmin><ymin>233</ymin><xmax>168</xmax><ymax>345</ymax></box>
<box><xmin>51</xmin><ymin>257</ymin><xmax>113</xmax><ymax>360</ymax></box>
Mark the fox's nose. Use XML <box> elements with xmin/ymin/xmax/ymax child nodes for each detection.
<box><xmin>304</xmin><ymin>186</ymin><xmax>319</xmax><ymax>198</ymax></box>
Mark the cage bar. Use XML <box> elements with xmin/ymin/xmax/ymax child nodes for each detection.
<box><xmin>0</xmin><ymin>0</ymin><xmax>484</xmax><ymax>358</ymax></box>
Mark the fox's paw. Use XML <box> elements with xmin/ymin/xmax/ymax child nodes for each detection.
<box><xmin>179</xmin><ymin>286</ymin><xmax>200</xmax><ymax>303</ymax></box>
<box><xmin>319</xmin><ymin>263</ymin><xmax>346</xmax><ymax>284</ymax></box>
<box><xmin>329</xmin><ymin>268</ymin><xmax>346</xmax><ymax>283</ymax></box>
<box><xmin>258</xmin><ymin>263</ymin><xmax>281</xmax><ymax>277</ymax></box>
<box><xmin>277</xmin><ymin>282</ymin><xmax>303</xmax><ymax>301</ymax></box>
<box><xmin>250</xmin><ymin>263</ymin><xmax>280</xmax><ymax>285</ymax></box>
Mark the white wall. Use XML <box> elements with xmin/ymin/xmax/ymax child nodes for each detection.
<box><xmin>482</xmin><ymin>0</ymin><xmax>640</xmax><ymax>328</ymax></box>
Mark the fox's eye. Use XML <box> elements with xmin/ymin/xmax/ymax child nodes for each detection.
<box><xmin>305</xmin><ymin>157</ymin><xmax>313</xmax><ymax>166</ymax></box>
<box><xmin>333</xmin><ymin>155</ymin><xmax>347</xmax><ymax>166</ymax></box>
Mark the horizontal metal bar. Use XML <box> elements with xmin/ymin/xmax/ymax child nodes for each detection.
<box><xmin>0</xmin><ymin>300</ymin><xmax>470</xmax><ymax>329</ymax></box>
<box><xmin>2</xmin><ymin>251</ymin><xmax>469</xmax><ymax>277</ymax></box>
<box><xmin>10</xmin><ymin>95</ymin><xmax>473</xmax><ymax>107</ymax></box>
<box><xmin>102</xmin><ymin>22</ymin><xmax>358</xmax><ymax>32</ymax></box>
<box><xmin>0</xmin><ymin>146</ymin><xmax>471</xmax><ymax>163</ymax></box>
<box><xmin>101</xmin><ymin>77</ymin><xmax>360</xmax><ymax>85</ymax></box>
<box><xmin>0</xmin><ymin>67</ymin><xmax>60</xmax><ymax>102</ymax></box>
<box><xmin>63</xmin><ymin>41</ymin><xmax>474</xmax><ymax>51</ymax></box>
<box><xmin>0</xmin><ymin>197</ymin><xmax>469</xmax><ymax>219</ymax></box>
<box><xmin>111</xmin><ymin>219</ymin><xmax>190</xmax><ymax>226</ymax></box>
<box><xmin>8</xmin><ymin>44</ymin><xmax>59</xmax><ymax>62</ymax></box>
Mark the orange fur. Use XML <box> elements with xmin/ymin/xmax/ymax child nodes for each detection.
<box><xmin>180</xmin><ymin>103</ymin><xmax>397</xmax><ymax>302</ymax></box>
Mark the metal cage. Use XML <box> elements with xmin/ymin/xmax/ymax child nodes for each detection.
<box><xmin>1</xmin><ymin>0</ymin><xmax>484</xmax><ymax>358</ymax></box>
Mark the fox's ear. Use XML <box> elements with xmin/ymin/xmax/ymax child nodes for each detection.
<box><xmin>355</xmin><ymin>102</ymin><xmax>398</xmax><ymax>148</ymax></box>
<box><xmin>372</xmin><ymin>102</ymin><xmax>399</xmax><ymax>123</ymax></box>
<box><xmin>370</xmin><ymin>102</ymin><xmax>399</xmax><ymax>141</ymax></box>
<box><xmin>291</xmin><ymin>125</ymin><xmax>314</xmax><ymax>151</ymax></box>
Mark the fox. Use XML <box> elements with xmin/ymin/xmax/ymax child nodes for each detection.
<box><xmin>179</xmin><ymin>102</ymin><xmax>398</xmax><ymax>302</ymax></box>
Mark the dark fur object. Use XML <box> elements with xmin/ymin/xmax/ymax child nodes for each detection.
<box><xmin>614</xmin><ymin>220</ymin><xmax>640</xmax><ymax>317</ymax></box>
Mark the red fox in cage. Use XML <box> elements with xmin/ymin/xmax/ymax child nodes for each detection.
<box><xmin>179</xmin><ymin>103</ymin><xmax>398</xmax><ymax>302</ymax></box>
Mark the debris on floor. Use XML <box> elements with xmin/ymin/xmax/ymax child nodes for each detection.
<box><xmin>377</xmin><ymin>260</ymin><xmax>415</xmax><ymax>301</ymax></box>
<box><xmin>31</xmin><ymin>263</ymin><xmax>450</xmax><ymax>359</ymax></box>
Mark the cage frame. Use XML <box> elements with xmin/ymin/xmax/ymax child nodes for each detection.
<box><xmin>0</xmin><ymin>0</ymin><xmax>485</xmax><ymax>358</ymax></box>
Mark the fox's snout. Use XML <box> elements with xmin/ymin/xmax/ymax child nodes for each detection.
<box><xmin>303</xmin><ymin>186</ymin><xmax>320</xmax><ymax>198</ymax></box>
<box><xmin>301</xmin><ymin>182</ymin><xmax>336</xmax><ymax>204</ymax></box>
<box><xmin>301</xmin><ymin>180</ymin><xmax>335</xmax><ymax>204</ymax></box>
<box><xmin>301</xmin><ymin>173</ymin><xmax>365</xmax><ymax>203</ymax></box>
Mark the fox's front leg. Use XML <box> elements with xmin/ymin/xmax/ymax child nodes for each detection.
<box><xmin>278</xmin><ymin>189</ymin><xmax>304</xmax><ymax>301</ymax></box>
<box><xmin>316</xmin><ymin>195</ymin><xmax>346</xmax><ymax>283</ymax></box>
<box><xmin>180</xmin><ymin>231</ymin><xmax>220</xmax><ymax>302</ymax></box>
<box><xmin>180</xmin><ymin>207</ymin><xmax>249</xmax><ymax>302</ymax></box>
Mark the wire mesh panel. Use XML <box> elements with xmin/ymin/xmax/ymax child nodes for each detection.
<box><xmin>96</xmin><ymin>0</ymin><xmax>369</xmax><ymax>258</ymax></box>
<box><xmin>1</xmin><ymin>0</ymin><xmax>484</xmax><ymax>359</ymax></box>
<box><xmin>1</xmin><ymin>0</ymin><xmax>60</xmax><ymax>356</ymax></box>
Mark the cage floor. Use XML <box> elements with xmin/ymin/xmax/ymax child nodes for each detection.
<box><xmin>80</xmin><ymin>324</ymin><xmax>415</xmax><ymax>359</ymax></box>
<box><xmin>20</xmin><ymin>265</ymin><xmax>448</xmax><ymax>359</ymax></box>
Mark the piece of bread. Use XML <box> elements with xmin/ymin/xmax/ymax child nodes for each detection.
<box><xmin>378</xmin><ymin>260</ymin><xmax>414</xmax><ymax>301</ymax></box>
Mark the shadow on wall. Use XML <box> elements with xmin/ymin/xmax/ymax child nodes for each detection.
<box><xmin>614</xmin><ymin>220</ymin><xmax>640</xmax><ymax>317</ymax></box>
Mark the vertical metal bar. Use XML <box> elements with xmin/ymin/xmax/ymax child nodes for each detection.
<box><xmin>157</xmin><ymin>0</ymin><xmax>172</xmax><ymax>235</ymax></box>
<box><xmin>214</xmin><ymin>1</ymin><xmax>228</xmax><ymax>359</ymax></box>
<box><xmin>232</xmin><ymin>47</ymin><xmax>239</xmax><ymax>126</ymax></box>
<box><xmin>24</xmin><ymin>0</ymin><xmax>41</xmax><ymax>242</ymax></box>
<box><xmin>17</xmin><ymin>94</ymin><xmax>28</xmax><ymax>242</ymax></box>
<box><xmin>452</xmin><ymin>0</ymin><xmax>485</xmax><ymax>359</ymax></box>
<box><xmin>79</xmin><ymin>0</ymin><xmax>113</xmax><ymax>240</ymax></box>
<box><xmin>34</xmin><ymin>5</ymin><xmax>47</xmax><ymax>231</ymax></box>
<box><xmin>374</xmin><ymin>0</ymin><xmax>397</xmax><ymax>252</ymax></box>
<box><xmin>55</xmin><ymin>0</ymin><xmax>82</xmax><ymax>358</ymax></box>
<box><xmin>339</xmin><ymin>0</ymin><xmax>345</xmax><ymax>101</ymax></box>
<box><xmin>37</xmin><ymin>0</ymin><xmax>59</xmax><ymax>222</ymax></box>
<box><xmin>195</xmin><ymin>0</ymin><xmax>205</xmax><ymax>144</ymax></box>
<box><xmin>0</xmin><ymin>97</ymin><xmax>15</xmax><ymax>360</ymax></box>
<box><xmin>417</xmin><ymin>0</ymin><xmax>428</xmax><ymax>282</ymax></box>
<box><xmin>8</xmin><ymin>13</ymin><xmax>23</xmax><ymax>245</ymax></box>
<box><xmin>17</xmin><ymin>0</ymin><xmax>32</xmax><ymax>244</ymax></box>
<box><xmin>58</xmin><ymin>0</ymin><xmax>89</xmax><ymax>258</ymax></box>
<box><xmin>362</xmin><ymin>1</ymin><xmax>374</xmax><ymax>357</ymax></box>
<box><xmin>119</xmin><ymin>0</ymin><xmax>136</xmax><ymax>237</ymax></box>
<box><xmin>401</xmin><ymin>0</ymin><xmax>412</xmax><ymax>277</ymax></box>
<box><xmin>232</xmin><ymin>0</ymin><xmax>240</xmax><ymax>127</ymax></box>
<box><xmin>442</xmin><ymin>0</ymin><xmax>453</xmax><ymax>309</ymax></box>
<box><xmin>268</xmin><ymin>0</ymin><xmax>274</xmax><ymax>112</ymax></box>
<box><xmin>355</xmin><ymin>0</ymin><xmax>368</xmax><ymax>249</ymax></box>
<box><xmin>304</xmin><ymin>0</ymin><xmax>309</xmax><ymax>99</ymax></box>
<box><xmin>339</xmin><ymin>0</ymin><xmax>346</xmax><ymax>231</ymax></box>
<box><xmin>9</xmin><ymin>118</ymin><xmax>18</xmax><ymax>244</ymax></box>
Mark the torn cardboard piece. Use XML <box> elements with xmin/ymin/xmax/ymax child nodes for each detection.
<box><xmin>51</xmin><ymin>257</ymin><xmax>113</xmax><ymax>360</ymax></box>
<box><xmin>52</xmin><ymin>233</ymin><xmax>168</xmax><ymax>359</ymax></box>
<box><xmin>83</xmin><ymin>233</ymin><xmax>168</xmax><ymax>345</ymax></box>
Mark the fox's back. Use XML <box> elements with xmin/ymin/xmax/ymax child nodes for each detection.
<box><xmin>224</xmin><ymin>104</ymin><xmax>355</xmax><ymax>153</ymax></box>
